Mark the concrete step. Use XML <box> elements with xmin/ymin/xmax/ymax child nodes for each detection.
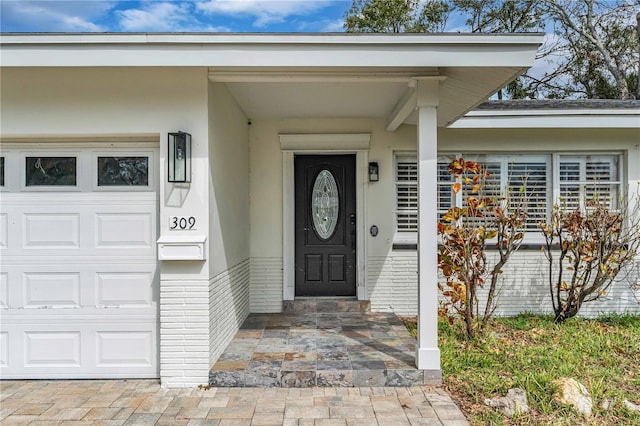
<box><xmin>283</xmin><ymin>299</ymin><xmax>370</xmax><ymax>314</ymax></box>
<box><xmin>209</xmin><ymin>369</ymin><xmax>435</xmax><ymax>388</ymax></box>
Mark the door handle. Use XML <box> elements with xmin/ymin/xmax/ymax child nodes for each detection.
<box><xmin>350</xmin><ymin>214</ymin><xmax>356</xmax><ymax>249</ymax></box>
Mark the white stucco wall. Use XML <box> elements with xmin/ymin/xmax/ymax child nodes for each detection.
<box><xmin>248</xmin><ymin>119</ymin><xmax>640</xmax><ymax>317</ymax></box>
<box><xmin>0</xmin><ymin>67</ymin><xmax>213</xmax><ymax>387</ymax></box>
<box><xmin>0</xmin><ymin>67</ymin><xmax>211</xmax><ymax>266</ymax></box>
<box><xmin>207</xmin><ymin>82</ymin><xmax>251</xmax><ymax>365</ymax></box>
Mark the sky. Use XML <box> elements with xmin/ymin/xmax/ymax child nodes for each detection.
<box><xmin>0</xmin><ymin>0</ymin><xmax>354</xmax><ymax>33</ymax></box>
<box><xmin>0</xmin><ymin>0</ymin><xmax>556</xmax><ymax>81</ymax></box>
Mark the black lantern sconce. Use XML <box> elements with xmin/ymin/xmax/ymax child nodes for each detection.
<box><xmin>368</xmin><ymin>162</ymin><xmax>379</xmax><ymax>182</ymax></box>
<box><xmin>168</xmin><ymin>131</ymin><xmax>192</xmax><ymax>183</ymax></box>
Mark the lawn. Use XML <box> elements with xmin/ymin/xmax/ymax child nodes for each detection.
<box><xmin>402</xmin><ymin>314</ymin><xmax>640</xmax><ymax>425</ymax></box>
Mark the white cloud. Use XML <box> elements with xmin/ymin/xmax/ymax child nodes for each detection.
<box><xmin>196</xmin><ymin>0</ymin><xmax>333</xmax><ymax>28</ymax></box>
<box><xmin>527</xmin><ymin>33</ymin><xmax>567</xmax><ymax>80</ymax></box>
<box><xmin>320</xmin><ymin>18</ymin><xmax>343</xmax><ymax>32</ymax></box>
<box><xmin>295</xmin><ymin>17</ymin><xmax>344</xmax><ymax>32</ymax></box>
<box><xmin>117</xmin><ymin>2</ymin><xmax>189</xmax><ymax>31</ymax></box>
<box><xmin>0</xmin><ymin>0</ymin><xmax>114</xmax><ymax>32</ymax></box>
<box><xmin>116</xmin><ymin>2</ymin><xmax>228</xmax><ymax>32</ymax></box>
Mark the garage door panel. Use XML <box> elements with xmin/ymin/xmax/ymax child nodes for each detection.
<box><xmin>96</xmin><ymin>213</ymin><xmax>153</xmax><ymax>248</ymax></box>
<box><xmin>24</xmin><ymin>272</ymin><xmax>81</xmax><ymax>308</ymax></box>
<box><xmin>2</xmin><ymin>263</ymin><xmax>157</xmax><ymax>310</ymax></box>
<box><xmin>0</xmin><ymin>272</ymin><xmax>8</xmax><ymax>308</ymax></box>
<box><xmin>0</xmin><ymin>332</ymin><xmax>8</xmax><ymax>367</ymax></box>
<box><xmin>23</xmin><ymin>213</ymin><xmax>80</xmax><ymax>248</ymax></box>
<box><xmin>97</xmin><ymin>272</ymin><xmax>154</xmax><ymax>307</ymax></box>
<box><xmin>0</xmin><ymin>213</ymin><xmax>8</xmax><ymax>248</ymax></box>
<box><xmin>96</xmin><ymin>331</ymin><xmax>153</xmax><ymax>367</ymax></box>
<box><xmin>25</xmin><ymin>331</ymin><xmax>81</xmax><ymax>367</ymax></box>
<box><xmin>0</xmin><ymin>321</ymin><xmax>158</xmax><ymax>378</ymax></box>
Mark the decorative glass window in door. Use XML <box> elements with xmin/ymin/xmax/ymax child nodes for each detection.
<box><xmin>26</xmin><ymin>157</ymin><xmax>77</xmax><ymax>186</ymax></box>
<box><xmin>98</xmin><ymin>156</ymin><xmax>149</xmax><ymax>186</ymax></box>
<box><xmin>311</xmin><ymin>170</ymin><xmax>339</xmax><ymax>240</ymax></box>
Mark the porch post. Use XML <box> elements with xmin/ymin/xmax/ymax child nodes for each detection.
<box><xmin>415</xmin><ymin>78</ymin><xmax>441</xmax><ymax>380</ymax></box>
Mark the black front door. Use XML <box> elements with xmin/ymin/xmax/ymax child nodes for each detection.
<box><xmin>295</xmin><ymin>155</ymin><xmax>356</xmax><ymax>297</ymax></box>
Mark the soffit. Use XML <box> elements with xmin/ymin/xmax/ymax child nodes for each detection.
<box><xmin>216</xmin><ymin>67</ymin><xmax>524</xmax><ymax>128</ymax></box>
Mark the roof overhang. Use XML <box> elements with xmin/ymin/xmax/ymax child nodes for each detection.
<box><xmin>0</xmin><ymin>33</ymin><xmax>544</xmax><ymax>128</ymax></box>
<box><xmin>452</xmin><ymin>108</ymin><xmax>640</xmax><ymax>129</ymax></box>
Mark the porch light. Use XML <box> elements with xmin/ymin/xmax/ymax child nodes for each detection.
<box><xmin>368</xmin><ymin>162</ymin><xmax>379</xmax><ymax>182</ymax></box>
<box><xmin>168</xmin><ymin>131</ymin><xmax>191</xmax><ymax>183</ymax></box>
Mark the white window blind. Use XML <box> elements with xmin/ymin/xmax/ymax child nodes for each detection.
<box><xmin>395</xmin><ymin>156</ymin><xmax>418</xmax><ymax>232</ymax></box>
<box><xmin>437</xmin><ymin>159</ymin><xmax>454</xmax><ymax>220</ymax></box>
<box><xmin>558</xmin><ymin>155</ymin><xmax>620</xmax><ymax>211</ymax></box>
<box><xmin>394</xmin><ymin>153</ymin><xmax>621</xmax><ymax>242</ymax></box>
<box><xmin>507</xmin><ymin>160</ymin><xmax>549</xmax><ymax>232</ymax></box>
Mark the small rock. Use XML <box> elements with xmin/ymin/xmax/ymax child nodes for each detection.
<box><xmin>552</xmin><ymin>377</ymin><xmax>592</xmax><ymax>417</ymax></box>
<box><xmin>600</xmin><ymin>398</ymin><xmax>615</xmax><ymax>411</ymax></box>
<box><xmin>623</xmin><ymin>400</ymin><xmax>640</xmax><ymax>412</ymax></box>
<box><xmin>484</xmin><ymin>387</ymin><xmax>529</xmax><ymax>417</ymax></box>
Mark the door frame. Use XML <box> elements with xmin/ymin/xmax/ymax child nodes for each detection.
<box><xmin>280</xmin><ymin>133</ymin><xmax>369</xmax><ymax>301</ymax></box>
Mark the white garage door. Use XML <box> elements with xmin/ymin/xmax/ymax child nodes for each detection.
<box><xmin>0</xmin><ymin>145</ymin><xmax>159</xmax><ymax>378</ymax></box>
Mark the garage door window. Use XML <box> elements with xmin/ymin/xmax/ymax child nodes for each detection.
<box><xmin>98</xmin><ymin>156</ymin><xmax>149</xmax><ymax>186</ymax></box>
<box><xmin>26</xmin><ymin>157</ymin><xmax>77</xmax><ymax>187</ymax></box>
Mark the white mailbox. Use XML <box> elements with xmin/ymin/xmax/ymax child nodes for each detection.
<box><xmin>157</xmin><ymin>235</ymin><xmax>207</xmax><ymax>260</ymax></box>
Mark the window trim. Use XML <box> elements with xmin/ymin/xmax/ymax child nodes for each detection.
<box><xmin>553</xmin><ymin>152</ymin><xmax>623</xmax><ymax>211</ymax></box>
<box><xmin>394</xmin><ymin>152</ymin><xmax>418</xmax><ymax>244</ymax></box>
<box><xmin>20</xmin><ymin>151</ymin><xmax>82</xmax><ymax>192</ymax></box>
<box><xmin>92</xmin><ymin>150</ymin><xmax>156</xmax><ymax>192</ymax></box>
<box><xmin>393</xmin><ymin>151</ymin><xmax>624</xmax><ymax>246</ymax></box>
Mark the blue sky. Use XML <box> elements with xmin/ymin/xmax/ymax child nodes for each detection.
<box><xmin>0</xmin><ymin>0</ymin><xmax>354</xmax><ymax>33</ymax></box>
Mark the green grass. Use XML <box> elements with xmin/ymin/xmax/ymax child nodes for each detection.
<box><xmin>402</xmin><ymin>314</ymin><xmax>640</xmax><ymax>425</ymax></box>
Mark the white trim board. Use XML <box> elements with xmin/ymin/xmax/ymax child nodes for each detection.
<box><xmin>451</xmin><ymin>111</ymin><xmax>640</xmax><ymax>129</ymax></box>
<box><xmin>280</xmin><ymin>133</ymin><xmax>370</xmax><ymax>301</ymax></box>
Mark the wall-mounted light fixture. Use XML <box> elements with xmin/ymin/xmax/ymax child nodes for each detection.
<box><xmin>168</xmin><ymin>131</ymin><xmax>192</xmax><ymax>183</ymax></box>
<box><xmin>368</xmin><ymin>162</ymin><xmax>379</xmax><ymax>182</ymax></box>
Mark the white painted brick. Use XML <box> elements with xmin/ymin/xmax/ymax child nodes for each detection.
<box><xmin>369</xmin><ymin>252</ymin><xmax>640</xmax><ymax>317</ymax></box>
<box><xmin>159</xmin><ymin>260</ymin><xmax>249</xmax><ymax>388</ymax></box>
<box><xmin>209</xmin><ymin>259</ymin><xmax>250</xmax><ymax>365</ymax></box>
<box><xmin>250</xmin><ymin>257</ymin><xmax>283</xmax><ymax>313</ymax></box>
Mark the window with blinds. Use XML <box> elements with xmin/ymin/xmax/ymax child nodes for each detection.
<box><xmin>395</xmin><ymin>156</ymin><xmax>418</xmax><ymax>232</ymax></box>
<box><xmin>558</xmin><ymin>155</ymin><xmax>620</xmax><ymax>211</ymax></box>
<box><xmin>507</xmin><ymin>160</ymin><xmax>549</xmax><ymax>232</ymax></box>
<box><xmin>437</xmin><ymin>160</ymin><xmax>455</xmax><ymax>220</ymax></box>
<box><xmin>393</xmin><ymin>152</ymin><xmax>621</xmax><ymax>242</ymax></box>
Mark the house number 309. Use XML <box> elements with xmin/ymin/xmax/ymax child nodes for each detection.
<box><xmin>169</xmin><ymin>216</ymin><xmax>196</xmax><ymax>230</ymax></box>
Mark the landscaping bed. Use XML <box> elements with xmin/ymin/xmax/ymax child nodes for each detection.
<box><xmin>401</xmin><ymin>314</ymin><xmax>640</xmax><ymax>425</ymax></box>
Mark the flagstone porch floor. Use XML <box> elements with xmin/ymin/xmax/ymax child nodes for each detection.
<box><xmin>210</xmin><ymin>300</ymin><xmax>440</xmax><ymax>388</ymax></box>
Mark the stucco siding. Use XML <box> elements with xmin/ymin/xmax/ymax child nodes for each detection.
<box><xmin>209</xmin><ymin>259</ymin><xmax>250</xmax><ymax>365</ymax></box>
<box><xmin>208</xmin><ymin>82</ymin><xmax>250</xmax><ymax>277</ymax></box>
<box><xmin>250</xmin><ymin>257</ymin><xmax>284</xmax><ymax>313</ymax></box>
<box><xmin>0</xmin><ymin>67</ymin><xmax>212</xmax><ymax>258</ymax></box>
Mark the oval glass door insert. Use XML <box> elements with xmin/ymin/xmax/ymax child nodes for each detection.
<box><xmin>311</xmin><ymin>169</ymin><xmax>339</xmax><ymax>240</ymax></box>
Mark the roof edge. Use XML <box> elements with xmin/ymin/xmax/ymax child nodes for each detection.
<box><xmin>0</xmin><ymin>32</ymin><xmax>546</xmax><ymax>46</ymax></box>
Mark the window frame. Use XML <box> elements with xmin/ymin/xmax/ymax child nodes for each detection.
<box><xmin>20</xmin><ymin>151</ymin><xmax>82</xmax><ymax>192</ymax></box>
<box><xmin>393</xmin><ymin>151</ymin><xmax>624</xmax><ymax>246</ymax></box>
<box><xmin>394</xmin><ymin>153</ymin><xmax>419</xmax><ymax>244</ymax></box>
<box><xmin>92</xmin><ymin>150</ymin><xmax>156</xmax><ymax>192</ymax></box>
<box><xmin>553</xmin><ymin>153</ymin><xmax>623</xmax><ymax>212</ymax></box>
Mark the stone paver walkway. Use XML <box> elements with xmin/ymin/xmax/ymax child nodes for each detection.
<box><xmin>0</xmin><ymin>380</ymin><xmax>469</xmax><ymax>425</ymax></box>
<box><xmin>210</xmin><ymin>300</ymin><xmax>438</xmax><ymax>388</ymax></box>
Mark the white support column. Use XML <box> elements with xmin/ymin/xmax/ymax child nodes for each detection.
<box><xmin>415</xmin><ymin>78</ymin><xmax>442</xmax><ymax>380</ymax></box>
